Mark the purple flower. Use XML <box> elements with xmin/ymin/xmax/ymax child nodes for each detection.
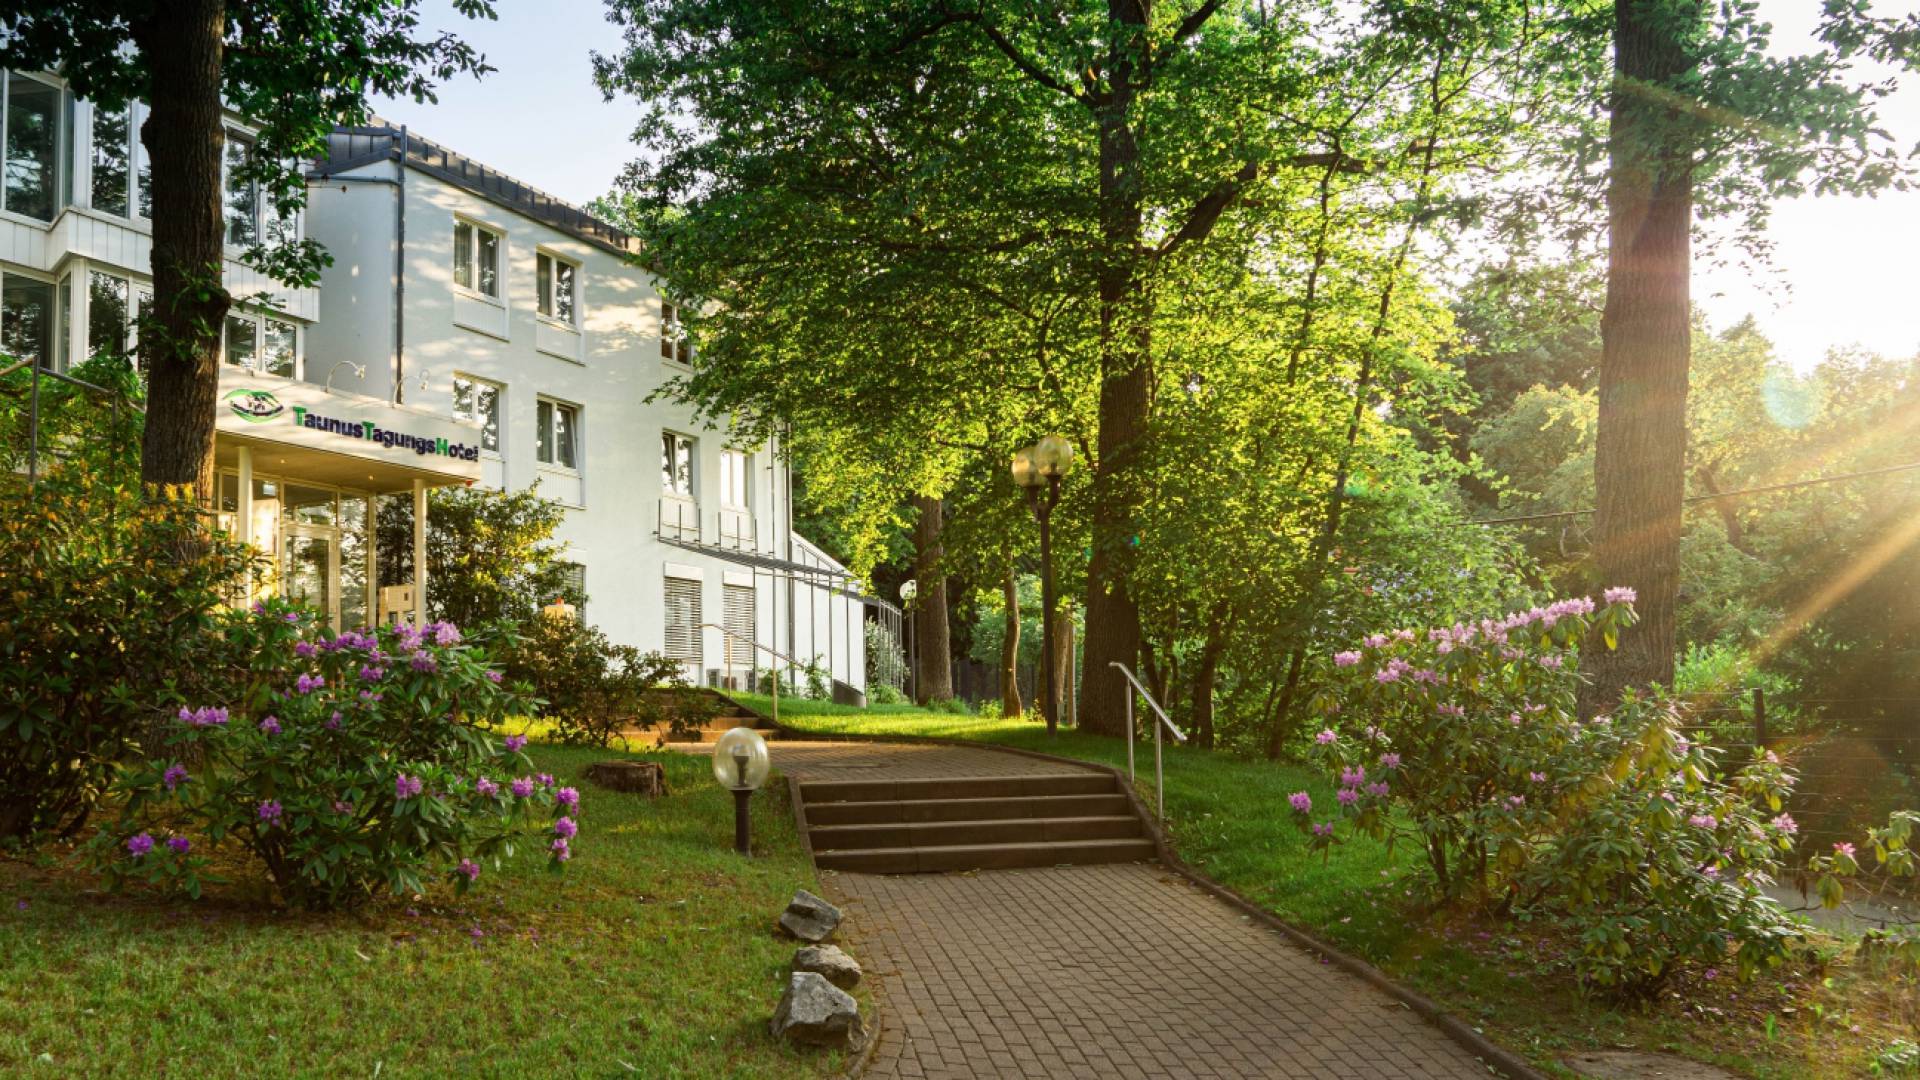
<box><xmin>1336</xmin><ymin>788</ymin><xmax>1359</xmax><ymax>807</ymax></box>
<box><xmin>178</xmin><ymin>706</ymin><xmax>229</xmax><ymax>727</ymax></box>
<box><xmin>553</xmin><ymin>816</ymin><xmax>578</xmax><ymax>839</ymax></box>
<box><xmin>166</xmin><ymin>836</ymin><xmax>191</xmax><ymax>854</ymax></box>
<box><xmin>1436</xmin><ymin>703</ymin><xmax>1465</xmax><ymax>718</ymax></box>
<box><xmin>556</xmin><ymin>786</ymin><xmax>580</xmax><ymax>810</ymax></box>
<box><xmin>1364</xmin><ymin>634</ymin><xmax>1388</xmax><ymax>649</ymax></box>
<box><xmin>1315</xmin><ymin>729</ymin><xmax>1338</xmax><ymax>745</ymax></box>
<box><xmin>1364</xmin><ymin>781</ymin><xmax>1390</xmax><ymax>798</ymax></box>
<box><xmin>549</xmin><ymin>837</ymin><xmax>572</xmax><ymax>862</ymax></box>
<box><xmin>295</xmin><ymin>674</ymin><xmax>324</xmax><ymax>694</ymax></box>
<box><xmin>1288</xmin><ymin>791</ymin><xmax>1313</xmax><ymax>814</ymax></box>
<box><xmin>258</xmin><ymin>800</ymin><xmax>283</xmax><ymax>824</ymax></box>
<box><xmin>434</xmin><ymin>623</ymin><xmax>462</xmax><ymax>646</ymax></box>
<box><xmin>1333</xmin><ymin>650</ymin><xmax>1362</xmax><ymax>668</ymax></box>
<box><xmin>1310</xmin><ymin>823</ymin><xmax>1334</xmax><ymax>838</ymax></box>
<box><xmin>1378</xmin><ymin>753</ymin><xmax>1402</xmax><ymax>770</ymax></box>
<box><xmin>410</xmin><ymin>651</ymin><xmax>437</xmax><ymax>674</ymax></box>
<box><xmin>511</xmin><ymin>778</ymin><xmax>534</xmax><ymax>798</ymax></box>
<box><xmin>1339</xmin><ymin>766</ymin><xmax>1366</xmax><ymax>787</ymax></box>
<box><xmin>456</xmin><ymin>859</ymin><xmax>481</xmax><ymax>882</ymax></box>
<box><xmin>294</xmin><ymin>641</ymin><xmax>317</xmax><ymax>659</ymax></box>
<box><xmin>163</xmin><ymin>764</ymin><xmax>189</xmax><ymax>791</ymax></box>
<box><xmin>1373</xmin><ymin>667</ymin><xmax>1402</xmax><ymax>684</ymax></box>
<box><xmin>1507</xmin><ymin>795</ymin><xmax>1526</xmax><ymax>809</ymax></box>
<box><xmin>1539</xmin><ymin>655</ymin><xmax>1564</xmax><ymax>670</ymax></box>
<box><xmin>537</xmin><ymin>773</ymin><xmax>555</xmax><ymax>789</ymax></box>
<box><xmin>486</xmin><ymin>670</ymin><xmax>504</xmax><ymax>685</ymax></box>
<box><xmin>1836</xmin><ymin>842</ymin><xmax>1857</xmax><ymax>858</ymax></box>
<box><xmin>395</xmin><ymin>774</ymin><xmax>425</xmax><ymax>799</ymax></box>
<box><xmin>126</xmin><ymin>832</ymin><xmax>155</xmax><ymax>858</ymax></box>
<box><xmin>1688</xmin><ymin>814</ymin><xmax>1718</xmax><ymax>831</ymax></box>
<box><xmin>282</xmin><ymin>611</ymin><xmax>300</xmax><ymax>625</ymax></box>
<box><xmin>475</xmin><ymin>777</ymin><xmax>500</xmax><ymax>797</ymax></box>
<box><xmin>504</xmin><ymin>735</ymin><xmax>528</xmax><ymax>752</ymax></box>
<box><xmin>1603</xmin><ymin>586</ymin><xmax>1637</xmax><ymax>605</ymax></box>
<box><xmin>1529</xmin><ymin>771</ymin><xmax>1547</xmax><ymax>783</ymax></box>
<box><xmin>1773</xmin><ymin>813</ymin><xmax>1798</xmax><ymax>835</ymax></box>
<box><xmin>332</xmin><ymin>800</ymin><xmax>354</xmax><ymax>815</ymax></box>
<box><xmin>258</xmin><ymin>715</ymin><xmax>281</xmax><ymax>736</ymax></box>
<box><xmin>359</xmin><ymin>665</ymin><xmax>385</xmax><ymax>683</ymax></box>
<box><xmin>326</xmin><ymin>712</ymin><xmax>343</xmax><ymax>731</ymax></box>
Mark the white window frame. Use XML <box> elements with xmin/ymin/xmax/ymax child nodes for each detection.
<box><xmin>535</xmin><ymin>249</ymin><xmax>580</xmax><ymax>327</ymax></box>
<box><xmin>452</xmin><ymin>373</ymin><xmax>504</xmax><ymax>457</ymax></box>
<box><xmin>720</xmin><ymin>448</ymin><xmax>750</xmax><ymax>510</ymax></box>
<box><xmin>661</xmin><ymin>430</ymin><xmax>696</xmax><ymax>499</ymax></box>
<box><xmin>660</xmin><ymin>301</ymin><xmax>693</xmax><ymax>366</ymax></box>
<box><xmin>86</xmin><ymin>99</ymin><xmax>141</xmax><ymax>220</ymax></box>
<box><xmin>219</xmin><ymin>310</ymin><xmax>300</xmax><ymax>379</ymax></box>
<box><xmin>453</xmin><ymin>217</ymin><xmax>504</xmax><ymax>302</ymax></box>
<box><xmin>0</xmin><ymin>71</ymin><xmax>67</xmax><ymax>225</ymax></box>
<box><xmin>84</xmin><ymin>268</ymin><xmax>134</xmax><ymax>361</ymax></box>
<box><xmin>221</xmin><ymin>126</ymin><xmax>261</xmax><ymax>249</ymax></box>
<box><xmin>0</xmin><ymin>267</ymin><xmax>59</xmax><ymax>370</ymax></box>
<box><xmin>536</xmin><ymin>396</ymin><xmax>581</xmax><ymax>473</ymax></box>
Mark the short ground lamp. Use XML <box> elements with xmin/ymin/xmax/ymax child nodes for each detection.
<box><xmin>1012</xmin><ymin>434</ymin><xmax>1074</xmax><ymax>734</ymax></box>
<box><xmin>712</xmin><ymin>727</ymin><xmax>771</xmax><ymax>855</ymax></box>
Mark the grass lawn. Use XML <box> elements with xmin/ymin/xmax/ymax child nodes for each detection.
<box><xmin>740</xmin><ymin>693</ymin><xmax>1920</xmax><ymax>1080</ymax></box>
<box><xmin>1</xmin><ymin>744</ymin><xmax>851</xmax><ymax>1079</ymax></box>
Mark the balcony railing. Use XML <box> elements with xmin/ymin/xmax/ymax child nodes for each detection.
<box><xmin>658</xmin><ymin>497</ymin><xmax>700</xmax><ymax>543</ymax></box>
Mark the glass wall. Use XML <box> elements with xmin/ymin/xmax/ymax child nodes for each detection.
<box><xmin>1</xmin><ymin>274</ymin><xmax>53</xmax><ymax>368</ymax></box>
<box><xmin>4</xmin><ymin>72</ymin><xmax>62</xmax><ymax>221</ymax></box>
<box><xmin>213</xmin><ymin>470</ymin><xmax>375</xmax><ymax>630</ymax></box>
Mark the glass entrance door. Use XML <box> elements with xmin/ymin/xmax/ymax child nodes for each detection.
<box><xmin>283</xmin><ymin>526</ymin><xmax>339</xmax><ymax>627</ymax></box>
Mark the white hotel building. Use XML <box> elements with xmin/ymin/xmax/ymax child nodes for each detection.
<box><xmin>0</xmin><ymin>70</ymin><xmax>887</xmax><ymax>700</ymax></box>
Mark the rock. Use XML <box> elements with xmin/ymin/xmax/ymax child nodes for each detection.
<box><xmin>778</xmin><ymin>889</ymin><xmax>842</xmax><ymax>942</ymax></box>
<box><xmin>769</xmin><ymin>971</ymin><xmax>865</xmax><ymax>1049</ymax></box>
<box><xmin>793</xmin><ymin>944</ymin><xmax>862</xmax><ymax>990</ymax></box>
<box><xmin>583</xmin><ymin>761</ymin><xmax>667</xmax><ymax>797</ymax></box>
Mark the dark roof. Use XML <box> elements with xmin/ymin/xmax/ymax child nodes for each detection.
<box><xmin>311</xmin><ymin>121</ymin><xmax>644</xmax><ymax>259</ymax></box>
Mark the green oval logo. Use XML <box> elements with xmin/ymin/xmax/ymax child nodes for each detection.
<box><xmin>224</xmin><ymin>388</ymin><xmax>284</xmax><ymax>423</ymax></box>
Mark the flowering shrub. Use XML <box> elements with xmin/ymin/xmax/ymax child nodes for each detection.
<box><xmin>1297</xmin><ymin>592</ymin><xmax>1802</xmax><ymax>996</ymax></box>
<box><xmin>94</xmin><ymin>600</ymin><xmax>578</xmax><ymax>910</ymax></box>
<box><xmin>501</xmin><ymin>613</ymin><xmax>699</xmax><ymax>746</ymax></box>
<box><xmin>1806</xmin><ymin>810</ymin><xmax>1920</xmax><ymax>969</ymax></box>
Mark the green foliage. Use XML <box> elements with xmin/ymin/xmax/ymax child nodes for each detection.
<box><xmin>1301</xmin><ymin>595</ymin><xmax>1802</xmax><ymax>996</ymax></box>
<box><xmin>93</xmin><ymin>601</ymin><xmax>573</xmax><ymax>910</ymax></box>
<box><xmin>0</xmin><ymin>461</ymin><xmax>253</xmax><ymax>842</ymax></box>
<box><xmin>0</xmin><ymin>352</ymin><xmax>145</xmax><ymax>478</ymax></box>
<box><xmin>376</xmin><ymin>485</ymin><xmax>579</xmax><ymax>632</ymax></box>
<box><xmin>863</xmin><ymin>619</ymin><xmax>907</xmax><ymax>699</ymax></box>
<box><xmin>501</xmin><ymin>614</ymin><xmax>694</xmax><ymax>747</ymax></box>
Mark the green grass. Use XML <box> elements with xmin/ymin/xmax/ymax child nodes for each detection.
<box><xmin>744</xmin><ymin>693</ymin><xmax>1913</xmax><ymax>1080</ymax></box>
<box><xmin>0</xmin><ymin>745</ymin><xmax>849</xmax><ymax>1079</ymax></box>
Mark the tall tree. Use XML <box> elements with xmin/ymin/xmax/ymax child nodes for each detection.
<box><xmin>1</xmin><ymin>0</ymin><xmax>495</xmax><ymax>500</ymax></box>
<box><xmin>1576</xmin><ymin>0</ymin><xmax>1918</xmax><ymax>707</ymax></box>
<box><xmin>910</xmin><ymin>494</ymin><xmax>955</xmax><ymax>702</ymax></box>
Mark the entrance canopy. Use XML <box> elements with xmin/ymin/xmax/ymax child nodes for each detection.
<box><xmin>212</xmin><ymin>371</ymin><xmax>482</xmax><ymax>492</ymax></box>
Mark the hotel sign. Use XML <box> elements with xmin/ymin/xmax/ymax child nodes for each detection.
<box><xmin>215</xmin><ymin>372</ymin><xmax>484</xmax><ymax>482</ymax></box>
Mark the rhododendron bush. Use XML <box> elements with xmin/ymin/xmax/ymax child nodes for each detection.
<box><xmin>1297</xmin><ymin>592</ymin><xmax>1802</xmax><ymax>995</ymax></box>
<box><xmin>93</xmin><ymin>600</ymin><xmax>578</xmax><ymax>911</ymax></box>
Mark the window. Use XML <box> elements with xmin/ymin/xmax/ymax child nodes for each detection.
<box><xmin>452</xmin><ymin>374</ymin><xmax>502</xmax><ymax>454</ymax></box>
<box><xmin>223</xmin><ymin>313</ymin><xmax>259</xmax><ymax>370</ymax></box>
<box><xmin>1</xmin><ymin>273</ymin><xmax>54</xmax><ymax>368</ymax></box>
<box><xmin>4</xmin><ymin>73</ymin><xmax>61</xmax><ymax>221</ymax></box>
<box><xmin>661</xmin><ymin>432</ymin><xmax>695</xmax><ymax>497</ymax></box>
<box><xmin>660</xmin><ymin>301</ymin><xmax>692</xmax><ymax>364</ymax></box>
<box><xmin>87</xmin><ymin>271</ymin><xmax>130</xmax><ymax>360</ymax></box>
<box><xmin>222</xmin><ymin>130</ymin><xmax>258</xmax><ymax>247</ymax></box>
<box><xmin>723</xmin><ymin>583</ymin><xmax>756</xmax><ymax>667</ymax></box>
<box><xmin>536</xmin><ymin>398</ymin><xmax>578</xmax><ymax>470</ymax></box>
<box><xmin>262</xmin><ymin>318</ymin><xmax>296</xmax><ymax>377</ymax></box>
<box><xmin>720</xmin><ymin>449</ymin><xmax>749</xmax><ymax>509</ymax></box>
<box><xmin>663</xmin><ymin>577</ymin><xmax>702</xmax><ymax>664</ymax></box>
<box><xmin>90</xmin><ymin>102</ymin><xmax>131</xmax><ymax>217</ymax></box>
<box><xmin>453</xmin><ymin>219</ymin><xmax>501</xmax><ymax>299</ymax></box>
<box><xmin>536</xmin><ymin>251</ymin><xmax>577</xmax><ymax>324</ymax></box>
<box><xmin>558</xmin><ymin>561</ymin><xmax>586</xmax><ymax>617</ymax></box>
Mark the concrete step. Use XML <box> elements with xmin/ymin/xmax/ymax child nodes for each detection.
<box><xmin>809</xmin><ymin>815</ymin><xmax>1143</xmax><ymax>851</ymax></box>
<box><xmin>799</xmin><ymin>773</ymin><xmax>1116</xmax><ymax>804</ymax></box>
<box><xmin>662</xmin><ymin>726</ymin><xmax>779</xmax><ymax>745</ymax></box>
<box><xmin>814</xmin><ymin>837</ymin><xmax>1157</xmax><ymax>874</ymax></box>
<box><xmin>803</xmin><ymin>792</ymin><xmax>1133</xmax><ymax>826</ymax></box>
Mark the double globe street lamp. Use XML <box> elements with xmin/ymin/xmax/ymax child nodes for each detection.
<box><xmin>1011</xmin><ymin>434</ymin><xmax>1074</xmax><ymax>734</ymax></box>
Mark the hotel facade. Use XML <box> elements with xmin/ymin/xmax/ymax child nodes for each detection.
<box><xmin>0</xmin><ymin>69</ymin><xmax>887</xmax><ymax>700</ymax></box>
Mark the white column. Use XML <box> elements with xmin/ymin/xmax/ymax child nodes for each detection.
<box><xmin>237</xmin><ymin>445</ymin><xmax>254</xmax><ymax>605</ymax></box>
<box><xmin>412</xmin><ymin>478</ymin><xmax>427</xmax><ymax>626</ymax></box>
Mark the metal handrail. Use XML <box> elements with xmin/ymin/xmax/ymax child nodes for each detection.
<box><xmin>697</xmin><ymin>622</ymin><xmax>803</xmax><ymax>729</ymax></box>
<box><xmin>1109</xmin><ymin>662</ymin><xmax>1186</xmax><ymax>823</ymax></box>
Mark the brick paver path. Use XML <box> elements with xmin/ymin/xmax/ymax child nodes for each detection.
<box><xmin>775</xmin><ymin>741</ymin><xmax>1501</xmax><ymax>1079</ymax></box>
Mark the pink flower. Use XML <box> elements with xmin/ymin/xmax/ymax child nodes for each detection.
<box><xmin>1529</xmin><ymin>772</ymin><xmax>1547</xmax><ymax>783</ymax></box>
<box><xmin>1288</xmin><ymin>791</ymin><xmax>1313</xmax><ymax>814</ymax></box>
<box><xmin>1835</xmin><ymin>842</ymin><xmax>1857</xmax><ymax>858</ymax></box>
<box><xmin>475</xmin><ymin>777</ymin><xmax>500</xmax><ymax>797</ymax></box>
<box><xmin>1310</xmin><ymin>823</ymin><xmax>1334</xmax><ymax>838</ymax></box>
<box><xmin>1374</xmin><ymin>667</ymin><xmax>1401</xmax><ymax>684</ymax></box>
<box><xmin>556</xmin><ymin>787</ymin><xmax>580</xmax><ymax>810</ymax></box>
<box><xmin>456</xmin><ymin>859</ymin><xmax>480</xmax><ymax>882</ymax></box>
<box><xmin>553</xmin><ymin>816</ymin><xmax>578</xmax><ymax>839</ymax></box>
<box><xmin>1772</xmin><ymin>813</ymin><xmax>1798</xmax><ymax>835</ymax></box>
<box><xmin>395</xmin><ymin>774</ymin><xmax>425</xmax><ymax>799</ymax></box>
<box><xmin>511</xmin><ymin>778</ymin><xmax>535</xmax><ymax>798</ymax></box>
<box><xmin>1336</xmin><ymin>787</ymin><xmax>1359</xmax><ymax>806</ymax></box>
<box><xmin>1333</xmin><ymin>651</ymin><xmax>1362</xmax><ymax>668</ymax></box>
<box><xmin>1688</xmin><ymin>814</ymin><xmax>1718</xmax><ymax>830</ymax></box>
<box><xmin>1364</xmin><ymin>634</ymin><xmax>1387</xmax><ymax>649</ymax></box>
<box><xmin>1538</xmin><ymin>655</ymin><xmax>1563</xmax><ymax>670</ymax></box>
<box><xmin>1364</xmin><ymin>781</ymin><xmax>1390</xmax><ymax>798</ymax></box>
<box><xmin>1378</xmin><ymin>752</ymin><xmax>1401</xmax><ymax>770</ymax></box>
<box><xmin>1339</xmin><ymin>766</ymin><xmax>1367</xmax><ymax>787</ymax></box>
<box><xmin>1603</xmin><ymin>586</ymin><xmax>1637</xmax><ymax>605</ymax></box>
<box><xmin>1507</xmin><ymin>795</ymin><xmax>1526</xmax><ymax>809</ymax></box>
<box><xmin>1315</xmin><ymin>729</ymin><xmax>1338</xmax><ymax>745</ymax></box>
<box><xmin>550</xmin><ymin>837</ymin><xmax>572</xmax><ymax>862</ymax></box>
<box><xmin>504</xmin><ymin>735</ymin><xmax>528</xmax><ymax>752</ymax></box>
<box><xmin>258</xmin><ymin>715</ymin><xmax>281</xmax><ymax>736</ymax></box>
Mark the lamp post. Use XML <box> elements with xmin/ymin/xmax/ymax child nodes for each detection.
<box><xmin>712</xmin><ymin>727</ymin><xmax>771</xmax><ymax>855</ymax></box>
<box><xmin>899</xmin><ymin>579</ymin><xmax>918</xmax><ymax>702</ymax></box>
<box><xmin>1012</xmin><ymin>434</ymin><xmax>1073</xmax><ymax>734</ymax></box>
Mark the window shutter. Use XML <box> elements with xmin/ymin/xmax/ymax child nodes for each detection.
<box><xmin>723</xmin><ymin>584</ymin><xmax>755</xmax><ymax>666</ymax></box>
<box><xmin>663</xmin><ymin>578</ymin><xmax>702</xmax><ymax>662</ymax></box>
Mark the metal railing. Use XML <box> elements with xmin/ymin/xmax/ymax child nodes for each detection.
<box><xmin>697</xmin><ymin>622</ymin><xmax>807</xmax><ymax>730</ymax></box>
<box><xmin>1110</xmin><ymin>662</ymin><xmax>1186</xmax><ymax>823</ymax></box>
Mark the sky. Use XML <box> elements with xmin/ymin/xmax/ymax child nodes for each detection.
<box><xmin>375</xmin><ymin>0</ymin><xmax>1920</xmax><ymax>371</ymax></box>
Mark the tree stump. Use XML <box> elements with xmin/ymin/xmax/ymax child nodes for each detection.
<box><xmin>584</xmin><ymin>760</ymin><xmax>668</xmax><ymax>797</ymax></box>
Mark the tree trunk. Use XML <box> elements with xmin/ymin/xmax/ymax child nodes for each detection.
<box><xmin>133</xmin><ymin>0</ymin><xmax>231</xmax><ymax>503</ymax></box>
<box><xmin>1583</xmin><ymin>0</ymin><xmax>1699</xmax><ymax>710</ymax></box>
<box><xmin>911</xmin><ymin>494</ymin><xmax>953</xmax><ymax>702</ymax></box>
<box><xmin>1077</xmin><ymin>0</ymin><xmax>1151</xmax><ymax>738</ymax></box>
<box><xmin>1050</xmin><ymin>601</ymin><xmax>1072</xmax><ymax>728</ymax></box>
<box><xmin>1190</xmin><ymin>600</ymin><xmax>1229</xmax><ymax>750</ymax></box>
<box><xmin>999</xmin><ymin>563</ymin><xmax>1023</xmax><ymax>718</ymax></box>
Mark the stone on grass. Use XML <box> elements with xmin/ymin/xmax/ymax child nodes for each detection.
<box><xmin>779</xmin><ymin>889</ymin><xmax>841</xmax><ymax>942</ymax></box>
<box><xmin>583</xmin><ymin>760</ymin><xmax>667</xmax><ymax>797</ymax></box>
<box><xmin>769</xmin><ymin>971</ymin><xmax>865</xmax><ymax>1049</ymax></box>
<box><xmin>793</xmin><ymin>943</ymin><xmax>862</xmax><ymax>990</ymax></box>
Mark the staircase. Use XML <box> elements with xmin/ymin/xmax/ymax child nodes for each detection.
<box><xmin>798</xmin><ymin>772</ymin><xmax>1157</xmax><ymax>873</ymax></box>
<box><xmin>636</xmin><ymin>689</ymin><xmax>778</xmax><ymax>748</ymax></box>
